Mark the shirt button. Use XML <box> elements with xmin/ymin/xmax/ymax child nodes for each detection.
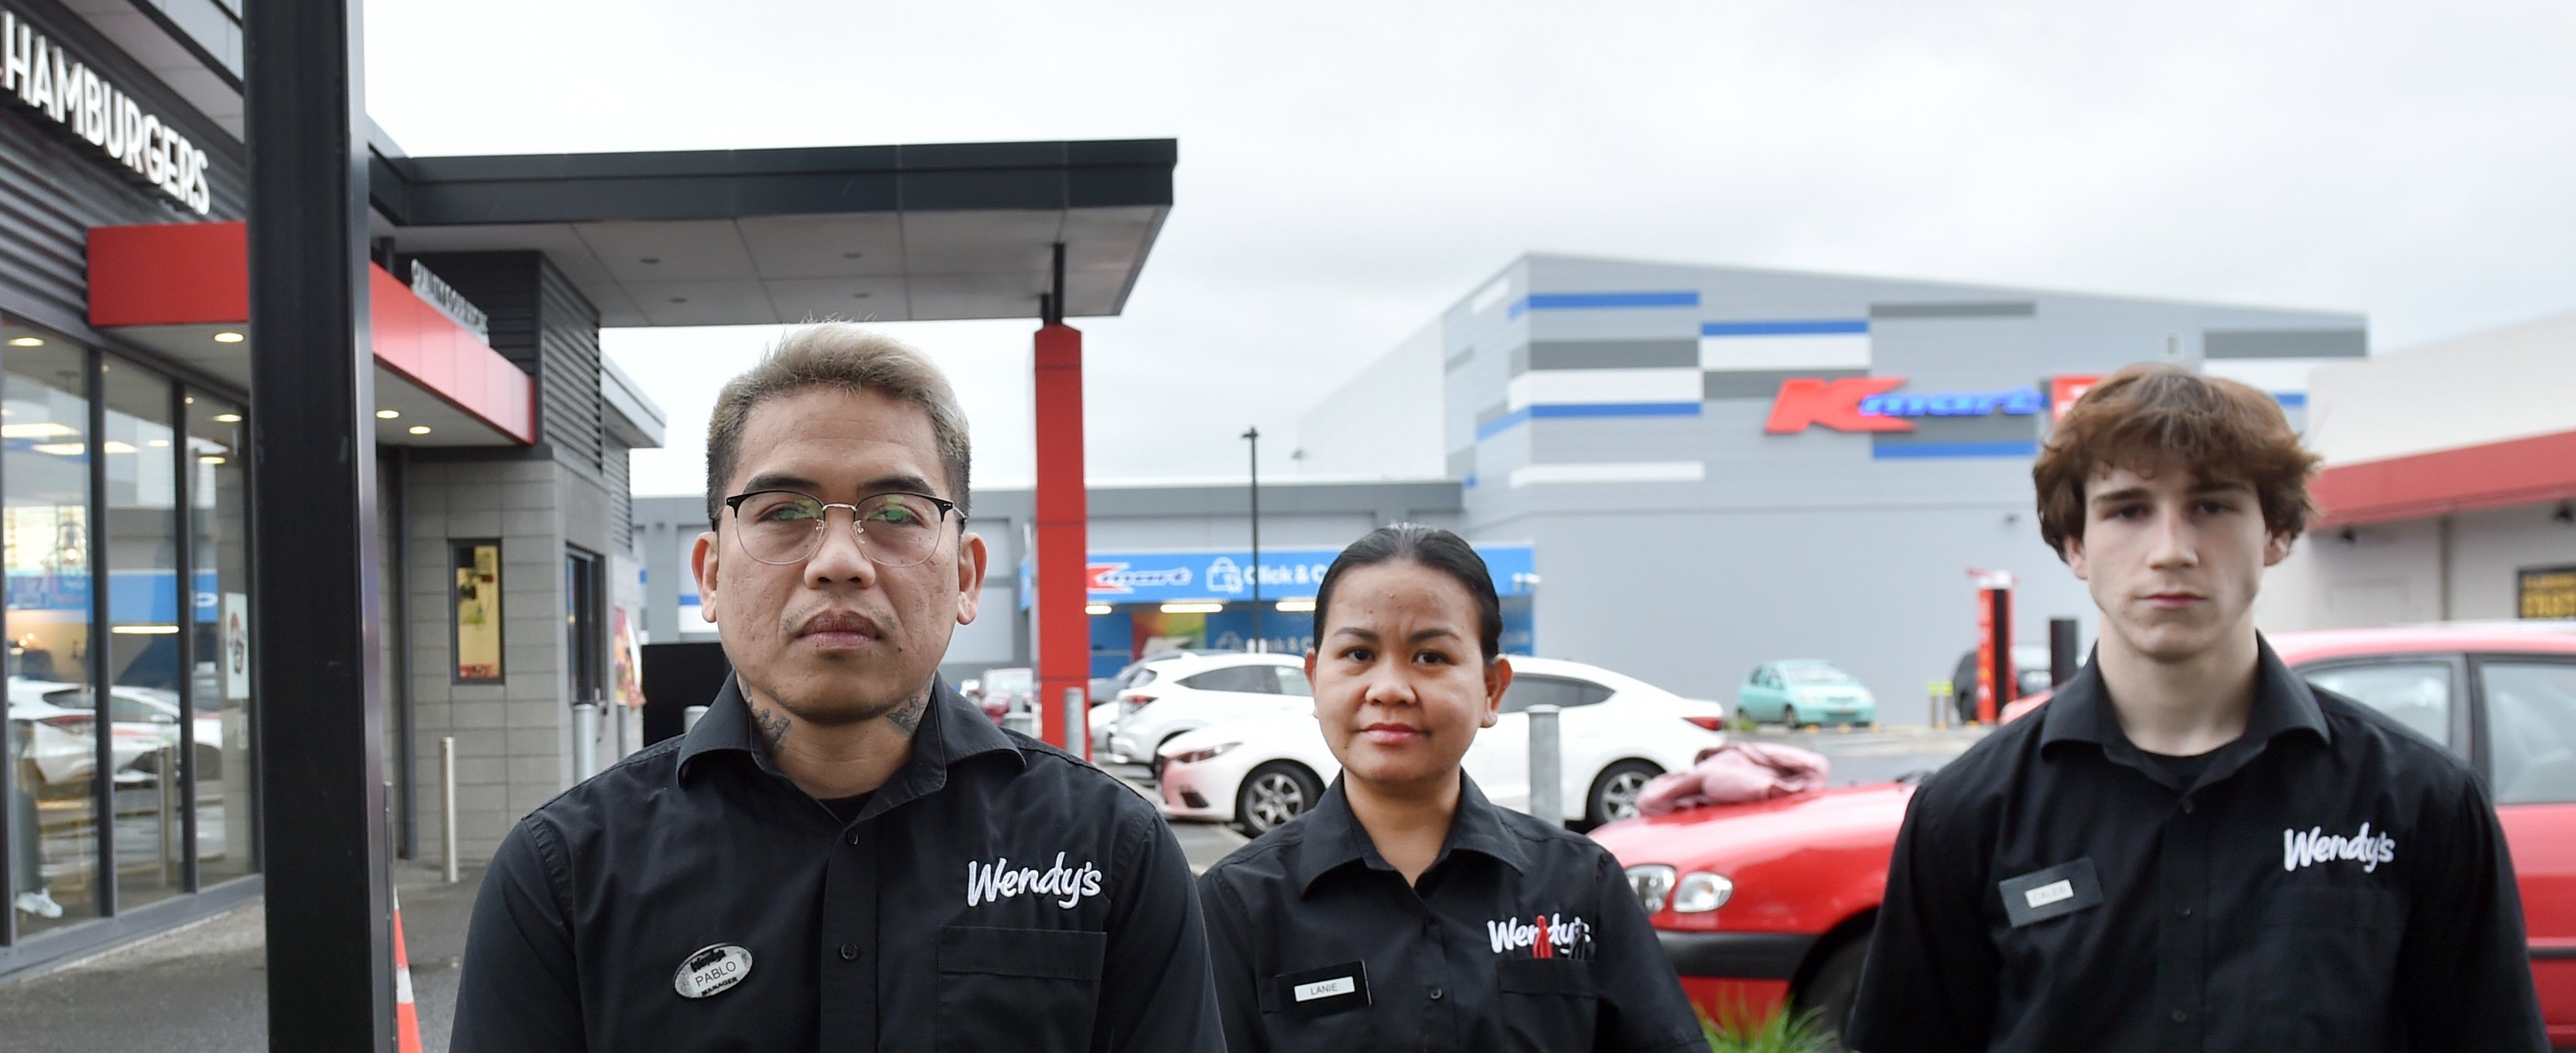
<box><xmin>839</xmin><ymin>943</ymin><xmax>860</xmax><ymax>961</ymax></box>
<box><xmin>2171</xmin><ymin>1009</ymin><xmax>2188</xmax><ymax>1024</ymax></box>
<box><xmin>2180</xmin><ymin>798</ymin><xmax>2195</xmax><ymax>814</ymax></box>
<box><xmin>2175</xmin><ymin>905</ymin><xmax>2192</xmax><ymax>918</ymax></box>
<box><xmin>1429</xmin><ymin>986</ymin><xmax>1444</xmax><ymax>1001</ymax></box>
<box><xmin>846</xmin><ymin>832</ymin><xmax>861</xmax><ymax>846</ymax></box>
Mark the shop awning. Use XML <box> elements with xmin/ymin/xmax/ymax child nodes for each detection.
<box><xmin>87</xmin><ymin>221</ymin><xmax>537</xmax><ymax>447</ymax></box>
<box><xmin>367</xmin><ymin>138</ymin><xmax>1177</xmax><ymax>327</ymax></box>
<box><xmin>2311</xmin><ymin>428</ymin><xmax>2576</xmax><ymax>527</ymax></box>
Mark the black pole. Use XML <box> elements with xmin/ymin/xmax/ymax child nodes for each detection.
<box><xmin>1243</xmin><ymin>427</ymin><xmax>1260</xmax><ymax>651</ymax></box>
<box><xmin>247</xmin><ymin>0</ymin><xmax>393</xmax><ymax>1048</ymax></box>
<box><xmin>2048</xmin><ymin>617</ymin><xmax>2081</xmax><ymax>688</ymax></box>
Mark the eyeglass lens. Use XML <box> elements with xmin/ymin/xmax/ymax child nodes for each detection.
<box><xmin>733</xmin><ymin>492</ymin><xmax>948</xmax><ymax>567</ymax></box>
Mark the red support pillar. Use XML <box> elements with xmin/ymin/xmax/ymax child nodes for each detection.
<box><xmin>1033</xmin><ymin>323</ymin><xmax>1089</xmax><ymax>755</ymax></box>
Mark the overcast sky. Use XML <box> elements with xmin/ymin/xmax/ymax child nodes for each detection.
<box><xmin>362</xmin><ymin>0</ymin><xmax>2576</xmax><ymax>497</ymax></box>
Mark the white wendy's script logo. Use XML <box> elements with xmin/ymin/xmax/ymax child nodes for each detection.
<box><xmin>2283</xmin><ymin>822</ymin><xmax>2397</xmax><ymax>874</ymax></box>
<box><xmin>966</xmin><ymin>853</ymin><xmax>1104</xmax><ymax>909</ymax></box>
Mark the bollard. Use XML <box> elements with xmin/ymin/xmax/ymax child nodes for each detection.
<box><xmin>1064</xmin><ymin>687</ymin><xmax>1087</xmax><ymax>761</ymax></box>
<box><xmin>1526</xmin><ymin>704</ymin><xmax>1563</xmax><ymax>827</ymax></box>
<box><xmin>572</xmin><ymin>702</ymin><xmax>600</xmax><ymax>781</ymax></box>
<box><xmin>440</xmin><ymin>737</ymin><xmax>460</xmax><ymax>884</ymax></box>
<box><xmin>683</xmin><ymin>705</ymin><xmax>709</xmax><ymax>733</ymax></box>
<box><xmin>157</xmin><ymin>745</ymin><xmax>178</xmax><ymax>884</ymax></box>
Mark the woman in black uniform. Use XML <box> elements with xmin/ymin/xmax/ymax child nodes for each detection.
<box><xmin>1195</xmin><ymin>524</ymin><xmax>1703</xmax><ymax>1052</ymax></box>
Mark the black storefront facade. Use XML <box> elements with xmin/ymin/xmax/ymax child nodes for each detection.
<box><xmin>0</xmin><ymin>0</ymin><xmax>1177</xmax><ymax>985</ymax></box>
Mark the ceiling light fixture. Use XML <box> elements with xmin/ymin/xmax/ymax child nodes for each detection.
<box><xmin>1159</xmin><ymin>602</ymin><xmax>1225</xmax><ymax>614</ymax></box>
<box><xmin>376</xmin><ymin>409</ymin><xmax>401</xmax><ymax>419</ymax></box>
<box><xmin>198</xmin><ymin>455</ymin><xmax>226</xmax><ymax>464</ymax></box>
<box><xmin>214</xmin><ymin>413</ymin><xmax>241</xmax><ymax>422</ymax></box>
<box><xmin>5</xmin><ymin>337</ymin><xmax>41</xmax><ymax>347</ymax></box>
<box><xmin>408</xmin><ymin>426</ymin><xmax>432</xmax><ymax>435</ymax></box>
<box><xmin>1085</xmin><ymin>604</ymin><xmax>1112</xmax><ymax>616</ymax></box>
<box><xmin>212</xmin><ymin>331</ymin><xmax>244</xmax><ymax>344</ymax></box>
<box><xmin>147</xmin><ymin>439</ymin><xmax>169</xmax><ymax>447</ymax></box>
<box><xmin>1274</xmin><ymin>599</ymin><xmax>1316</xmax><ymax>613</ymax></box>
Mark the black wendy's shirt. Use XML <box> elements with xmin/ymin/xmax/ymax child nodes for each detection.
<box><xmin>1847</xmin><ymin>641</ymin><xmax>2549</xmax><ymax>1053</ymax></box>
<box><xmin>1196</xmin><ymin>775</ymin><xmax>1703</xmax><ymax>1053</ymax></box>
<box><xmin>448</xmin><ymin>675</ymin><xmax>1225</xmax><ymax>1052</ymax></box>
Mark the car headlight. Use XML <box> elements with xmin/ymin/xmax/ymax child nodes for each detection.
<box><xmin>1625</xmin><ymin>864</ymin><xmax>1676</xmax><ymax>915</ymax></box>
<box><xmin>1672</xmin><ymin>871</ymin><xmax>1734</xmax><ymax>913</ymax></box>
<box><xmin>1164</xmin><ymin>742</ymin><xmax>1239</xmax><ymax>765</ymax></box>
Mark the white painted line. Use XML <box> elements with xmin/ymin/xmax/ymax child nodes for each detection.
<box><xmin>1508</xmin><ymin>461</ymin><xmax>1706</xmax><ymax>487</ymax></box>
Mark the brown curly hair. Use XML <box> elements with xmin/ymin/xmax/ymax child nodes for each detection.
<box><xmin>2032</xmin><ymin>362</ymin><xmax>2321</xmax><ymax>559</ymax></box>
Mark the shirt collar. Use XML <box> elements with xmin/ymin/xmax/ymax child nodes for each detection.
<box><xmin>2038</xmin><ymin>634</ymin><xmax>2333</xmax><ymax>761</ymax></box>
<box><xmin>1292</xmin><ymin>772</ymin><xmax>1530</xmax><ymax>899</ymax></box>
<box><xmin>675</xmin><ymin>673</ymin><xmax>1026</xmax><ymax>787</ymax></box>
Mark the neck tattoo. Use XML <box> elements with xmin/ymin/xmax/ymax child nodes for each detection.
<box><xmin>752</xmin><ymin>705</ymin><xmax>791</xmax><ymax>752</ymax></box>
<box><xmin>887</xmin><ymin>691</ymin><xmax>930</xmax><ymax>737</ymax></box>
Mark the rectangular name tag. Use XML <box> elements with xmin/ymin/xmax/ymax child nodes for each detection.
<box><xmin>1275</xmin><ymin>961</ymin><xmax>1371</xmax><ymax>1019</ymax></box>
<box><xmin>1999</xmin><ymin>858</ymin><xmax>2103</xmax><ymax>928</ymax></box>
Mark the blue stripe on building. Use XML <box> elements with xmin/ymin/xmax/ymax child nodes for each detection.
<box><xmin>1508</xmin><ymin>291</ymin><xmax>1702</xmax><ymax>319</ymax></box>
<box><xmin>1700</xmin><ymin>320</ymin><xmax>1870</xmax><ymax>337</ymax></box>
<box><xmin>1477</xmin><ymin>402</ymin><xmax>1702</xmax><ymax>439</ymax></box>
<box><xmin>1870</xmin><ymin>441</ymin><xmax>2041</xmax><ymax>460</ymax></box>
<box><xmin>2274</xmin><ymin>392</ymin><xmax>2308</xmax><ymax>408</ymax></box>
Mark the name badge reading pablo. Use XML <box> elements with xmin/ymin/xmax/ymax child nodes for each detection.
<box><xmin>674</xmin><ymin>943</ymin><xmax>754</xmax><ymax>999</ymax></box>
<box><xmin>1998</xmin><ymin>858</ymin><xmax>2103</xmax><ymax>928</ymax></box>
<box><xmin>1275</xmin><ymin>961</ymin><xmax>1372</xmax><ymax>1019</ymax></box>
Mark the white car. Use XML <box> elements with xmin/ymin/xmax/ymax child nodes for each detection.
<box><xmin>8</xmin><ymin>678</ymin><xmax>215</xmax><ymax>788</ymax></box>
<box><xmin>1155</xmin><ymin>656</ymin><xmax>1728</xmax><ymax>834</ymax></box>
<box><xmin>1102</xmin><ymin>652</ymin><xmax>1311</xmax><ymax>765</ymax></box>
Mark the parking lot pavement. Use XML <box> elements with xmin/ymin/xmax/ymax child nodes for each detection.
<box><xmin>1737</xmin><ymin>724</ymin><xmax>1991</xmax><ymax>786</ymax></box>
<box><xmin>1100</xmin><ymin>761</ymin><xmax>1249</xmax><ymax>873</ymax></box>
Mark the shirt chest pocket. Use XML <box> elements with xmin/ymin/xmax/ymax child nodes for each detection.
<box><xmin>1495</xmin><ymin>959</ymin><xmax>1599</xmax><ymax>1052</ymax></box>
<box><xmin>2252</xmin><ymin>886</ymin><xmax>2405</xmax><ymax>1044</ymax></box>
<box><xmin>934</xmin><ymin>925</ymin><xmax>1107</xmax><ymax>1053</ymax></box>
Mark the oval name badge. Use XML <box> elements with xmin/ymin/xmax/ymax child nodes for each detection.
<box><xmin>674</xmin><ymin>943</ymin><xmax>754</xmax><ymax>999</ymax></box>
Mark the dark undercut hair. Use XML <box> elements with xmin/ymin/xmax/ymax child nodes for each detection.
<box><xmin>703</xmin><ymin>323</ymin><xmax>972</xmax><ymax>531</ymax></box>
<box><xmin>1311</xmin><ymin>524</ymin><xmax>1504</xmax><ymax>662</ymax></box>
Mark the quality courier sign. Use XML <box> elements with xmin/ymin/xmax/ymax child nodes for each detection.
<box><xmin>1019</xmin><ymin>543</ymin><xmax>1538</xmax><ymax>607</ymax></box>
<box><xmin>1</xmin><ymin>9</ymin><xmax>212</xmax><ymax>214</ymax></box>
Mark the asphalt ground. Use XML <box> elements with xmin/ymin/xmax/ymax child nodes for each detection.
<box><xmin>0</xmin><ymin>727</ymin><xmax>1977</xmax><ymax>1051</ymax></box>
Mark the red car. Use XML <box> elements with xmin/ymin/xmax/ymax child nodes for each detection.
<box><xmin>1590</xmin><ymin>626</ymin><xmax>2576</xmax><ymax>1046</ymax></box>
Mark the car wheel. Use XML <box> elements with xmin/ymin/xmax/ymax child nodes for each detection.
<box><xmin>1584</xmin><ymin>760</ymin><xmax>1662</xmax><ymax>827</ymax></box>
<box><xmin>1796</xmin><ymin>935</ymin><xmax>1867</xmax><ymax>1041</ymax></box>
<box><xmin>1235</xmin><ymin>762</ymin><xmax>1322</xmax><ymax>836</ymax></box>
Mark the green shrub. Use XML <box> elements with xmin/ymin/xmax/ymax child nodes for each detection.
<box><xmin>1700</xmin><ymin>1002</ymin><xmax>1840</xmax><ymax>1053</ymax></box>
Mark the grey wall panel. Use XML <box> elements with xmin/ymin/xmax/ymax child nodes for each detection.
<box><xmin>1508</xmin><ymin>504</ymin><xmax>2092</xmax><ymax>713</ymax></box>
<box><xmin>1525</xmin><ymin>339</ymin><xmax>1700</xmax><ymax>371</ymax></box>
<box><xmin>2204</xmin><ymin>329</ymin><xmax>2369</xmax><ymax>359</ymax></box>
<box><xmin>1703</xmin><ymin>369</ymin><xmax>1862</xmax><ymax>400</ymax></box>
<box><xmin>1871</xmin><ymin>301</ymin><xmax>2037</xmax><ymax>319</ymax></box>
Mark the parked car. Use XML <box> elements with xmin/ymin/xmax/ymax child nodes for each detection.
<box><xmin>1104</xmin><ymin>653</ymin><xmax>1310</xmax><ymax>766</ymax></box>
<box><xmin>1090</xmin><ymin>649</ymin><xmax>1199</xmax><ymax>708</ymax></box>
<box><xmin>1156</xmin><ymin>655</ymin><xmax>1730</xmax><ymax>834</ymax></box>
<box><xmin>1737</xmin><ymin>660</ymin><xmax>1877</xmax><ymax>727</ymax></box>
<box><xmin>976</xmin><ymin>666</ymin><xmax>1033</xmax><ymax>726</ymax></box>
<box><xmin>1591</xmin><ymin>626</ymin><xmax>2576</xmax><ymax>1047</ymax></box>
<box><xmin>8</xmin><ymin>678</ymin><xmax>218</xmax><ymax>789</ymax></box>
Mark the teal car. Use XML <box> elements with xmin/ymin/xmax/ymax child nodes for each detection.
<box><xmin>1737</xmin><ymin>660</ymin><xmax>1878</xmax><ymax>727</ymax></box>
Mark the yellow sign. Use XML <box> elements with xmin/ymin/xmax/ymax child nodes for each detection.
<box><xmin>2522</xmin><ymin>566</ymin><xmax>2576</xmax><ymax>621</ymax></box>
<box><xmin>455</xmin><ymin>542</ymin><xmax>504</xmax><ymax>680</ymax></box>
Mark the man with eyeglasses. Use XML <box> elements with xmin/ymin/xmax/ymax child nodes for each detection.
<box><xmin>451</xmin><ymin>323</ymin><xmax>1226</xmax><ymax>1052</ymax></box>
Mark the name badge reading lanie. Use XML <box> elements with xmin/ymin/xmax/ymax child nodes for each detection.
<box><xmin>675</xmin><ymin>944</ymin><xmax>754</xmax><ymax>999</ymax></box>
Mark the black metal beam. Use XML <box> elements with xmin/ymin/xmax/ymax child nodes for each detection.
<box><xmin>245</xmin><ymin>0</ymin><xmax>393</xmax><ymax>1048</ymax></box>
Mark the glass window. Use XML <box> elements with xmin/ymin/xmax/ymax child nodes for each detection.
<box><xmin>452</xmin><ymin>542</ymin><xmax>504</xmax><ymax>682</ymax></box>
<box><xmin>6</xmin><ymin>333</ymin><xmax>97</xmax><ymax>933</ymax></box>
<box><xmin>1272</xmin><ymin>666</ymin><xmax>1310</xmax><ymax>697</ymax></box>
<box><xmin>101</xmin><ymin>362</ymin><xmax>182</xmax><ymax>909</ymax></box>
<box><xmin>2304</xmin><ymin>662</ymin><xmax>2453</xmax><ymax>751</ymax></box>
<box><xmin>1500</xmin><ymin>675</ymin><xmax>1610</xmax><ymax>713</ymax></box>
<box><xmin>1179</xmin><ymin>665</ymin><xmax>1273</xmax><ymax>695</ymax></box>
<box><xmin>188</xmin><ymin>391</ymin><xmax>254</xmax><ymax>884</ymax></box>
<box><xmin>2480</xmin><ymin>662</ymin><xmax>2576</xmax><ymax>806</ymax></box>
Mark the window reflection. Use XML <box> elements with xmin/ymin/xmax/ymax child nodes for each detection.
<box><xmin>102</xmin><ymin>361</ymin><xmax>183</xmax><ymax>909</ymax></box>
<box><xmin>188</xmin><ymin>393</ymin><xmax>252</xmax><ymax>883</ymax></box>
<box><xmin>6</xmin><ymin>333</ymin><xmax>96</xmax><ymax>933</ymax></box>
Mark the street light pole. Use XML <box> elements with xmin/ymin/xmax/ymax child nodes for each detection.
<box><xmin>1243</xmin><ymin>426</ymin><xmax>1261</xmax><ymax>652</ymax></box>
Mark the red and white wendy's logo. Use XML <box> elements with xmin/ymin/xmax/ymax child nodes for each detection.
<box><xmin>1487</xmin><ymin>914</ymin><xmax>1590</xmax><ymax>958</ymax></box>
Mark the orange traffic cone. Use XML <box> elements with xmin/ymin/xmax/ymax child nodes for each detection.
<box><xmin>394</xmin><ymin>888</ymin><xmax>425</xmax><ymax>1053</ymax></box>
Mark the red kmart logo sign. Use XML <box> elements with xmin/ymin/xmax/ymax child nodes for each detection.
<box><xmin>1764</xmin><ymin>375</ymin><xmax>2099</xmax><ymax>433</ymax></box>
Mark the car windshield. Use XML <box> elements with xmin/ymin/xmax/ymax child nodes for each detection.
<box><xmin>1779</xmin><ymin>663</ymin><xmax>1854</xmax><ymax>684</ymax></box>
